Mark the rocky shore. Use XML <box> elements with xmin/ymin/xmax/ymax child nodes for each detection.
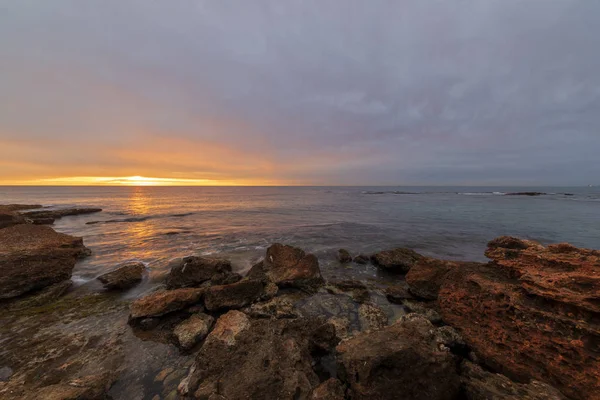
<box><xmin>0</xmin><ymin>204</ymin><xmax>598</xmax><ymax>399</ymax></box>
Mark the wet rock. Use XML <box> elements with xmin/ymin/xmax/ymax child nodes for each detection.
<box><xmin>204</xmin><ymin>310</ymin><xmax>251</xmax><ymax>347</ymax></box>
<box><xmin>337</xmin><ymin>249</ymin><xmax>352</xmax><ymax>263</ymax></box>
<box><xmin>310</xmin><ymin>378</ymin><xmax>345</xmax><ymax>400</ymax></box>
<box><xmin>0</xmin><ymin>211</ymin><xmax>27</xmax><ymax>229</ymax></box>
<box><xmin>181</xmin><ymin>317</ymin><xmax>333</xmax><ymax>399</ymax></box>
<box><xmin>505</xmin><ymin>192</ymin><xmax>546</xmax><ymax>196</ymax></box>
<box><xmin>371</xmin><ymin>247</ymin><xmax>424</xmax><ymax>273</ymax></box>
<box><xmin>247</xmin><ymin>243</ymin><xmax>324</xmax><ymax>291</ymax></box>
<box><xmin>9</xmin><ymin>281</ymin><xmax>73</xmax><ymax>309</ymax></box>
<box><xmin>439</xmin><ymin>237</ymin><xmax>600</xmax><ymax>400</ymax></box>
<box><xmin>406</xmin><ymin>257</ymin><xmax>483</xmax><ymax>300</ymax></box>
<box><xmin>336</xmin><ymin>314</ymin><xmax>460</xmax><ymax>400</ymax></box>
<box><xmin>20</xmin><ymin>207</ymin><xmax>102</xmax><ymax>224</ymax></box>
<box><xmin>28</xmin><ymin>372</ymin><xmax>116</xmax><ymax>400</ymax></box>
<box><xmin>97</xmin><ymin>261</ymin><xmax>146</xmax><ymax>290</ymax></box>
<box><xmin>460</xmin><ymin>361</ymin><xmax>566</xmax><ymax>400</ymax></box>
<box><xmin>210</xmin><ymin>271</ymin><xmax>242</xmax><ymax>286</ymax></box>
<box><xmin>173</xmin><ymin>313</ymin><xmax>214</xmax><ymax>350</ymax></box>
<box><xmin>403</xmin><ymin>300</ymin><xmax>442</xmax><ymax>324</ymax></box>
<box><xmin>358</xmin><ymin>302</ymin><xmax>388</xmax><ymax>331</ymax></box>
<box><xmin>328</xmin><ymin>316</ymin><xmax>351</xmax><ymax>339</ymax></box>
<box><xmin>0</xmin><ymin>224</ymin><xmax>90</xmax><ymax>299</ymax></box>
<box><xmin>384</xmin><ymin>282</ymin><xmax>413</xmax><ymax>303</ymax></box>
<box><xmin>138</xmin><ymin>317</ymin><xmax>161</xmax><ymax>330</ymax></box>
<box><xmin>327</xmin><ymin>279</ymin><xmax>370</xmax><ymax>303</ymax></box>
<box><xmin>166</xmin><ymin>256</ymin><xmax>232</xmax><ymax>289</ymax></box>
<box><xmin>0</xmin><ymin>366</ymin><xmax>13</xmax><ymax>382</ymax></box>
<box><xmin>204</xmin><ymin>279</ymin><xmax>265</xmax><ymax>311</ymax></box>
<box><xmin>353</xmin><ymin>254</ymin><xmax>369</xmax><ymax>264</ymax></box>
<box><xmin>130</xmin><ymin>288</ymin><xmax>205</xmax><ymax>319</ymax></box>
<box><xmin>244</xmin><ymin>297</ymin><xmax>299</xmax><ymax>319</ymax></box>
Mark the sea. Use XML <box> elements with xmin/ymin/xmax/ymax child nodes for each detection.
<box><xmin>1</xmin><ymin>186</ymin><xmax>598</xmax><ymax>296</ymax></box>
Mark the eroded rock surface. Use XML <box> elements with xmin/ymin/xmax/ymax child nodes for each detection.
<box><xmin>166</xmin><ymin>256</ymin><xmax>232</xmax><ymax>289</ymax></box>
<box><xmin>173</xmin><ymin>313</ymin><xmax>214</xmax><ymax>350</ymax></box>
<box><xmin>130</xmin><ymin>288</ymin><xmax>204</xmax><ymax>319</ymax></box>
<box><xmin>406</xmin><ymin>257</ymin><xmax>483</xmax><ymax>300</ymax></box>
<box><xmin>439</xmin><ymin>236</ymin><xmax>600</xmax><ymax>400</ymax></box>
<box><xmin>203</xmin><ymin>279</ymin><xmax>264</xmax><ymax>311</ymax></box>
<box><xmin>97</xmin><ymin>261</ymin><xmax>146</xmax><ymax>290</ymax></box>
<box><xmin>371</xmin><ymin>247</ymin><xmax>424</xmax><ymax>273</ymax></box>
<box><xmin>0</xmin><ymin>224</ymin><xmax>90</xmax><ymax>299</ymax></box>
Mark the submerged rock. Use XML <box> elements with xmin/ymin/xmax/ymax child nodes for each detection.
<box><xmin>439</xmin><ymin>236</ymin><xmax>600</xmax><ymax>400</ymax></box>
<box><xmin>384</xmin><ymin>282</ymin><xmax>414</xmax><ymax>303</ymax></box>
<box><xmin>406</xmin><ymin>257</ymin><xmax>483</xmax><ymax>300</ymax></box>
<box><xmin>337</xmin><ymin>249</ymin><xmax>352</xmax><ymax>263</ymax></box>
<box><xmin>204</xmin><ymin>279</ymin><xmax>265</xmax><ymax>311</ymax></box>
<box><xmin>460</xmin><ymin>361</ymin><xmax>566</xmax><ymax>399</ymax></box>
<box><xmin>357</xmin><ymin>302</ymin><xmax>388</xmax><ymax>331</ymax></box>
<box><xmin>129</xmin><ymin>288</ymin><xmax>205</xmax><ymax>319</ymax></box>
<box><xmin>247</xmin><ymin>243</ymin><xmax>323</xmax><ymax>291</ymax></box>
<box><xmin>371</xmin><ymin>247</ymin><xmax>424</xmax><ymax>273</ymax></box>
<box><xmin>97</xmin><ymin>261</ymin><xmax>146</xmax><ymax>290</ymax></box>
<box><xmin>0</xmin><ymin>224</ymin><xmax>90</xmax><ymax>299</ymax></box>
<box><xmin>166</xmin><ymin>256</ymin><xmax>232</xmax><ymax>289</ymax></box>
<box><xmin>336</xmin><ymin>314</ymin><xmax>460</xmax><ymax>400</ymax></box>
<box><xmin>353</xmin><ymin>254</ymin><xmax>370</xmax><ymax>264</ymax></box>
<box><xmin>173</xmin><ymin>313</ymin><xmax>214</xmax><ymax>350</ymax></box>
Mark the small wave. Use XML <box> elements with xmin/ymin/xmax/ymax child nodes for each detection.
<box><xmin>458</xmin><ymin>192</ymin><xmax>504</xmax><ymax>196</ymax></box>
<box><xmin>86</xmin><ymin>216</ymin><xmax>150</xmax><ymax>225</ymax></box>
<box><xmin>171</xmin><ymin>212</ymin><xmax>194</xmax><ymax>217</ymax></box>
<box><xmin>362</xmin><ymin>191</ymin><xmax>419</xmax><ymax>195</ymax></box>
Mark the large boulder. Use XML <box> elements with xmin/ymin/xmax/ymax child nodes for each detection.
<box><xmin>204</xmin><ymin>279</ymin><xmax>265</xmax><ymax>311</ymax></box>
<box><xmin>438</xmin><ymin>236</ymin><xmax>600</xmax><ymax>400</ymax></box>
<box><xmin>129</xmin><ymin>288</ymin><xmax>205</xmax><ymax>319</ymax></box>
<box><xmin>247</xmin><ymin>244</ymin><xmax>323</xmax><ymax>291</ymax></box>
<box><xmin>166</xmin><ymin>256</ymin><xmax>232</xmax><ymax>289</ymax></box>
<box><xmin>406</xmin><ymin>257</ymin><xmax>484</xmax><ymax>300</ymax></box>
<box><xmin>97</xmin><ymin>261</ymin><xmax>145</xmax><ymax>290</ymax></box>
<box><xmin>460</xmin><ymin>361</ymin><xmax>566</xmax><ymax>399</ymax></box>
<box><xmin>371</xmin><ymin>247</ymin><xmax>424</xmax><ymax>273</ymax></box>
<box><xmin>336</xmin><ymin>314</ymin><xmax>460</xmax><ymax>400</ymax></box>
<box><xmin>0</xmin><ymin>224</ymin><xmax>90</xmax><ymax>299</ymax></box>
<box><xmin>179</xmin><ymin>313</ymin><xmax>336</xmax><ymax>399</ymax></box>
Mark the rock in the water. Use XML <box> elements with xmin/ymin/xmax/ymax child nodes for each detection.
<box><xmin>371</xmin><ymin>247</ymin><xmax>424</xmax><ymax>273</ymax></box>
<box><xmin>20</xmin><ymin>207</ymin><xmax>102</xmax><ymax>224</ymax></box>
<box><xmin>181</xmin><ymin>316</ymin><xmax>335</xmax><ymax>399</ymax></box>
<box><xmin>310</xmin><ymin>378</ymin><xmax>346</xmax><ymax>400</ymax></box>
<box><xmin>353</xmin><ymin>254</ymin><xmax>369</xmax><ymax>264</ymax></box>
<box><xmin>204</xmin><ymin>279</ymin><xmax>265</xmax><ymax>311</ymax></box>
<box><xmin>384</xmin><ymin>282</ymin><xmax>413</xmax><ymax>303</ymax></box>
<box><xmin>244</xmin><ymin>297</ymin><xmax>299</xmax><ymax>319</ymax></box>
<box><xmin>337</xmin><ymin>249</ymin><xmax>352</xmax><ymax>263</ymax></box>
<box><xmin>403</xmin><ymin>300</ymin><xmax>442</xmax><ymax>324</ymax></box>
<box><xmin>97</xmin><ymin>261</ymin><xmax>145</xmax><ymax>290</ymax></box>
<box><xmin>460</xmin><ymin>361</ymin><xmax>566</xmax><ymax>400</ymax></box>
<box><xmin>166</xmin><ymin>256</ymin><xmax>232</xmax><ymax>289</ymax></box>
<box><xmin>129</xmin><ymin>288</ymin><xmax>205</xmax><ymax>319</ymax></box>
<box><xmin>336</xmin><ymin>314</ymin><xmax>460</xmax><ymax>400</ymax></box>
<box><xmin>438</xmin><ymin>237</ymin><xmax>600</xmax><ymax>400</ymax></box>
<box><xmin>0</xmin><ymin>224</ymin><xmax>90</xmax><ymax>299</ymax></box>
<box><xmin>406</xmin><ymin>257</ymin><xmax>483</xmax><ymax>300</ymax></box>
<box><xmin>173</xmin><ymin>313</ymin><xmax>214</xmax><ymax>350</ymax></box>
<box><xmin>327</xmin><ymin>279</ymin><xmax>370</xmax><ymax>303</ymax></box>
<box><xmin>247</xmin><ymin>243</ymin><xmax>323</xmax><ymax>291</ymax></box>
<box><xmin>358</xmin><ymin>302</ymin><xmax>388</xmax><ymax>331</ymax></box>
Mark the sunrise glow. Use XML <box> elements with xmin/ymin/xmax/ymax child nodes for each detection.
<box><xmin>2</xmin><ymin>176</ymin><xmax>262</xmax><ymax>186</ymax></box>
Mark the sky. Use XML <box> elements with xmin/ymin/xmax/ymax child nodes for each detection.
<box><xmin>1</xmin><ymin>0</ymin><xmax>599</xmax><ymax>186</ymax></box>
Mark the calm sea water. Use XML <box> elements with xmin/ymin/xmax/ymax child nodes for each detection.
<box><xmin>1</xmin><ymin>186</ymin><xmax>598</xmax><ymax>295</ymax></box>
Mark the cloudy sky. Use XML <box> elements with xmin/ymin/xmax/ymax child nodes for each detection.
<box><xmin>1</xmin><ymin>0</ymin><xmax>599</xmax><ymax>185</ymax></box>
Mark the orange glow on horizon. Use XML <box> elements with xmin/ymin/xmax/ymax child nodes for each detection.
<box><xmin>0</xmin><ymin>175</ymin><xmax>281</xmax><ymax>186</ymax></box>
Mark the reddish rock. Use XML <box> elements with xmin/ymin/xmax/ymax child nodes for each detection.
<box><xmin>0</xmin><ymin>224</ymin><xmax>90</xmax><ymax>299</ymax></box>
<box><xmin>371</xmin><ymin>247</ymin><xmax>424</xmax><ymax>273</ymax></box>
<box><xmin>406</xmin><ymin>257</ymin><xmax>484</xmax><ymax>300</ymax></box>
<box><xmin>97</xmin><ymin>261</ymin><xmax>145</xmax><ymax>290</ymax></box>
<box><xmin>310</xmin><ymin>378</ymin><xmax>345</xmax><ymax>400</ymax></box>
<box><xmin>166</xmin><ymin>256</ymin><xmax>232</xmax><ymax>289</ymax></box>
<box><xmin>203</xmin><ymin>279</ymin><xmax>265</xmax><ymax>311</ymax></box>
<box><xmin>439</xmin><ymin>236</ymin><xmax>600</xmax><ymax>400</ymax></box>
<box><xmin>247</xmin><ymin>244</ymin><xmax>323</xmax><ymax>291</ymax></box>
<box><xmin>129</xmin><ymin>288</ymin><xmax>205</xmax><ymax>319</ymax></box>
<box><xmin>336</xmin><ymin>314</ymin><xmax>460</xmax><ymax>400</ymax></box>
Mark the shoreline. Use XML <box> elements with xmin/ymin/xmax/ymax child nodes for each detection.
<box><xmin>1</xmin><ymin>204</ymin><xmax>598</xmax><ymax>399</ymax></box>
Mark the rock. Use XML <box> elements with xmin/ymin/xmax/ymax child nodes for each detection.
<box><xmin>358</xmin><ymin>302</ymin><xmax>388</xmax><ymax>331</ymax></box>
<box><xmin>0</xmin><ymin>204</ymin><xmax>42</xmax><ymax>213</ymax></box>
<box><xmin>210</xmin><ymin>271</ymin><xmax>242</xmax><ymax>285</ymax></box>
<box><xmin>460</xmin><ymin>361</ymin><xmax>566</xmax><ymax>399</ymax></box>
<box><xmin>0</xmin><ymin>211</ymin><xmax>27</xmax><ymax>229</ymax></box>
<box><xmin>173</xmin><ymin>313</ymin><xmax>214</xmax><ymax>350</ymax></box>
<box><xmin>244</xmin><ymin>297</ymin><xmax>299</xmax><ymax>319</ymax></box>
<box><xmin>403</xmin><ymin>300</ymin><xmax>442</xmax><ymax>324</ymax></box>
<box><xmin>336</xmin><ymin>314</ymin><xmax>460</xmax><ymax>400</ymax></box>
<box><xmin>406</xmin><ymin>257</ymin><xmax>483</xmax><ymax>300</ymax></box>
<box><xmin>328</xmin><ymin>316</ymin><xmax>351</xmax><ymax>339</ymax></box>
<box><xmin>384</xmin><ymin>282</ymin><xmax>414</xmax><ymax>303</ymax></box>
<box><xmin>30</xmin><ymin>217</ymin><xmax>56</xmax><ymax>225</ymax></box>
<box><xmin>371</xmin><ymin>247</ymin><xmax>424</xmax><ymax>273</ymax></box>
<box><xmin>9</xmin><ymin>281</ymin><xmax>73</xmax><ymax>309</ymax></box>
<box><xmin>327</xmin><ymin>279</ymin><xmax>370</xmax><ymax>303</ymax></box>
<box><xmin>0</xmin><ymin>366</ymin><xmax>13</xmax><ymax>382</ymax></box>
<box><xmin>204</xmin><ymin>310</ymin><xmax>251</xmax><ymax>347</ymax></box>
<box><xmin>438</xmin><ymin>237</ymin><xmax>600</xmax><ymax>400</ymax></box>
<box><xmin>337</xmin><ymin>249</ymin><xmax>352</xmax><ymax>263</ymax></box>
<box><xmin>166</xmin><ymin>256</ymin><xmax>232</xmax><ymax>289</ymax></box>
<box><xmin>28</xmin><ymin>372</ymin><xmax>116</xmax><ymax>400</ymax></box>
<box><xmin>353</xmin><ymin>254</ymin><xmax>369</xmax><ymax>264</ymax></box>
<box><xmin>247</xmin><ymin>243</ymin><xmax>323</xmax><ymax>291</ymax></box>
<box><xmin>20</xmin><ymin>207</ymin><xmax>102</xmax><ymax>224</ymax></box>
<box><xmin>505</xmin><ymin>192</ymin><xmax>546</xmax><ymax>196</ymax></box>
<box><xmin>97</xmin><ymin>261</ymin><xmax>145</xmax><ymax>290</ymax></box>
<box><xmin>129</xmin><ymin>288</ymin><xmax>205</xmax><ymax>319</ymax></box>
<box><xmin>0</xmin><ymin>224</ymin><xmax>90</xmax><ymax>299</ymax></box>
<box><xmin>181</xmin><ymin>316</ymin><xmax>334</xmax><ymax>399</ymax></box>
<box><xmin>204</xmin><ymin>279</ymin><xmax>265</xmax><ymax>311</ymax></box>
<box><xmin>310</xmin><ymin>378</ymin><xmax>345</xmax><ymax>400</ymax></box>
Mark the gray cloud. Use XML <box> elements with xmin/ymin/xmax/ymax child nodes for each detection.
<box><xmin>1</xmin><ymin>0</ymin><xmax>599</xmax><ymax>185</ymax></box>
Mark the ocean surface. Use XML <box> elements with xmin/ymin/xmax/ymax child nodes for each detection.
<box><xmin>1</xmin><ymin>186</ymin><xmax>599</xmax><ymax>296</ymax></box>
